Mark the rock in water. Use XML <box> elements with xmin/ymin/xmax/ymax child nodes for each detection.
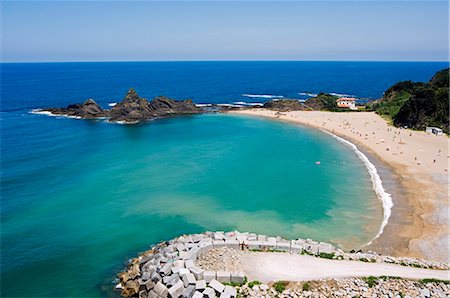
<box><xmin>42</xmin><ymin>99</ymin><xmax>106</xmax><ymax>118</ymax></box>
<box><xmin>108</xmin><ymin>89</ymin><xmax>201</xmax><ymax>123</ymax></box>
<box><xmin>109</xmin><ymin>88</ymin><xmax>155</xmax><ymax>122</ymax></box>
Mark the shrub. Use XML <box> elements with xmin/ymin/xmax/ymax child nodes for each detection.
<box><xmin>302</xmin><ymin>282</ymin><xmax>310</xmax><ymax>291</ymax></box>
<box><xmin>274</xmin><ymin>281</ymin><xmax>288</xmax><ymax>293</ymax></box>
<box><xmin>247</xmin><ymin>280</ymin><xmax>261</xmax><ymax>288</ymax></box>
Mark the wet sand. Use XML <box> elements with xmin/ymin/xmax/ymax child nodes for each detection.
<box><xmin>231</xmin><ymin>109</ymin><xmax>449</xmax><ymax>263</ymax></box>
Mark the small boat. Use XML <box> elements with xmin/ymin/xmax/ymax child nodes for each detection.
<box><xmin>315</xmin><ymin>161</ymin><xmax>321</xmax><ymax>165</ymax></box>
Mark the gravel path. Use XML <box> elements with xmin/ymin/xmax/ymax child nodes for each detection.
<box><xmin>241</xmin><ymin>252</ymin><xmax>450</xmax><ymax>283</ymax></box>
<box><xmin>196</xmin><ymin>247</ymin><xmax>243</xmax><ymax>271</ymax></box>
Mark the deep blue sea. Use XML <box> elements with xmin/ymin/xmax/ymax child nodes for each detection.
<box><xmin>1</xmin><ymin>61</ymin><xmax>447</xmax><ymax>297</ymax></box>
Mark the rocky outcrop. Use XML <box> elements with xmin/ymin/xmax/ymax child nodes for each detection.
<box><xmin>42</xmin><ymin>99</ymin><xmax>107</xmax><ymax>118</ymax></box>
<box><xmin>263</xmin><ymin>99</ymin><xmax>307</xmax><ymax>111</ymax></box>
<box><xmin>39</xmin><ymin>88</ymin><xmax>203</xmax><ymax>124</ymax></box>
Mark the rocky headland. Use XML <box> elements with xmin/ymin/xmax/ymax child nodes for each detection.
<box><xmin>115</xmin><ymin>231</ymin><xmax>449</xmax><ymax>298</ymax></box>
<box><xmin>38</xmin><ymin>88</ymin><xmax>202</xmax><ymax>124</ymax></box>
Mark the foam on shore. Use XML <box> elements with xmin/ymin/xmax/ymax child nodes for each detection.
<box><xmin>30</xmin><ymin>109</ymin><xmax>82</xmax><ymax>119</ymax></box>
<box><xmin>322</xmin><ymin>129</ymin><xmax>393</xmax><ymax>246</ymax></box>
<box><xmin>242</xmin><ymin>94</ymin><xmax>284</xmax><ymax>99</ymax></box>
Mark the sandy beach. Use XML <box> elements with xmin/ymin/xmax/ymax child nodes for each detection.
<box><xmin>232</xmin><ymin>109</ymin><xmax>449</xmax><ymax>263</ymax></box>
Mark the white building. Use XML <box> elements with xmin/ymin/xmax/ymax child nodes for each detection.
<box><xmin>336</xmin><ymin>97</ymin><xmax>357</xmax><ymax>110</ymax></box>
<box><xmin>425</xmin><ymin>127</ymin><xmax>443</xmax><ymax>135</ymax></box>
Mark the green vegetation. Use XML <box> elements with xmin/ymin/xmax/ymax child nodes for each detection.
<box><xmin>367</xmin><ymin>68</ymin><xmax>449</xmax><ymax>133</ymax></box>
<box><xmin>302</xmin><ymin>281</ymin><xmax>311</xmax><ymax>291</ymax></box>
<box><xmin>247</xmin><ymin>280</ymin><xmax>261</xmax><ymax>288</ymax></box>
<box><xmin>224</xmin><ymin>276</ymin><xmax>247</xmax><ymax>287</ymax></box>
<box><xmin>363</xmin><ymin>276</ymin><xmax>378</xmax><ymax>288</ymax></box>
<box><xmin>419</xmin><ymin>278</ymin><xmax>450</xmax><ymax>285</ymax></box>
<box><xmin>358</xmin><ymin>257</ymin><xmax>376</xmax><ymax>263</ymax></box>
<box><xmin>305</xmin><ymin>93</ymin><xmax>340</xmax><ymax>111</ymax></box>
<box><xmin>318</xmin><ymin>252</ymin><xmax>335</xmax><ymax>259</ymax></box>
<box><xmin>274</xmin><ymin>281</ymin><xmax>288</xmax><ymax>293</ymax></box>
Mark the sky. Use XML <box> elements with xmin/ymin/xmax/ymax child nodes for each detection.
<box><xmin>1</xmin><ymin>1</ymin><xmax>448</xmax><ymax>62</ymax></box>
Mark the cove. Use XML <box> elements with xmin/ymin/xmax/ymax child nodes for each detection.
<box><xmin>0</xmin><ymin>113</ymin><xmax>382</xmax><ymax>297</ymax></box>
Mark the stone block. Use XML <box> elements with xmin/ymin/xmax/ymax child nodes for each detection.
<box><xmin>172</xmin><ymin>266</ymin><xmax>181</xmax><ymax>275</ymax></box>
<box><xmin>257</xmin><ymin>235</ymin><xmax>267</xmax><ymax>242</ymax></box>
<box><xmin>203</xmin><ymin>287</ymin><xmax>216</xmax><ymax>298</ymax></box>
<box><xmin>318</xmin><ymin>243</ymin><xmax>335</xmax><ymax>255</ymax></box>
<box><xmin>189</xmin><ymin>266</ymin><xmax>204</xmax><ymax>280</ymax></box>
<box><xmin>182</xmin><ymin>273</ymin><xmax>196</xmax><ymax>287</ymax></box>
<box><xmin>176</xmin><ymin>244</ymin><xmax>186</xmax><ymax>252</ymax></box>
<box><xmin>223</xmin><ymin>285</ymin><xmax>237</xmax><ymax>297</ymax></box>
<box><xmin>291</xmin><ymin>243</ymin><xmax>303</xmax><ymax>254</ymax></box>
<box><xmin>151</xmin><ymin>272</ymin><xmax>162</xmax><ymax>283</ymax></box>
<box><xmin>153</xmin><ymin>281</ymin><xmax>168</xmax><ymax>298</ymax></box>
<box><xmin>215</xmin><ymin>271</ymin><xmax>230</xmax><ymax>283</ymax></box>
<box><xmin>230</xmin><ymin>272</ymin><xmax>245</xmax><ymax>284</ymax></box>
<box><xmin>198</xmin><ymin>242</ymin><xmax>213</xmax><ymax>254</ymax></box>
<box><xmin>182</xmin><ymin>285</ymin><xmax>196</xmax><ymax>298</ymax></box>
<box><xmin>236</xmin><ymin>233</ymin><xmax>248</xmax><ymax>244</ymax></box>
<box><xmin>203</xmin><ymin>271</ymin><xmax>216</xmax><ymax>283</ymax></box>
<box><xmin>191</xmin><ymin>234</ymin><xmax>204</xmax><ymax>243</ymax></box>
<box><xmin>213</xmin><ymin>240</ymin><xmax>225</xmax><ymax>248</ymax></box>
<box><xmin>247</xmin><ymin>241</ymin><xmax>262</xmax><ymax>250</ymax></box>
<box><xmin>195</xmin><ymin>280</ymin><xmax>207</xmax><ymax>291</ymax></box>
<box><xmin>139</xmin><ymin>290</ymin><xmax>147</xmax><ymax>298</ymax></box>
<box><xmin>247</xmin><ymin>233</ymin><xmax>257</xmax><ymax>241</ymax></box>
<box><xmin>148</xmin><ymin>290</ymin><xmax>158</xmax><ymax>298</ymax></box>
<box><xmin>276</xmin><ymin>241</ymin><xmax>291</xmax><ymax>252</ymax></box>
<box><xmin>166</xmin><ymin>274</ymin><xmax>180</xmax><ymax>287</ymax></box>
<box><xmin>208</xmin><ymin>279</ymin><xmax>225</xmax><ymax>294</ymax></box>
<box><xmin>213</xmin><ymin>232</ymin><xmax>225</xmax><ymax>240</ymax></box>
<box><xmin>304</xmin><ymin>243</ymin><xmax>319</xmax><ymax>255</ymax></box>
<box><xmin>224</xmin><ymin>239</ymin><xmax>239</xmax><ymax>249</ymax></box>
<box><xmin>189</xmin><ymin>247</ymin><xmax>200</xmax><ymax>260</ymax></box>
<box><xmin>178</xmin><ymin>268</ymin><xmax>190</xmax><ymax>278</ymax></box>
<box><xmin>173</xmin><ymin>260</ymin><xmax>185</xmax><ymax>268</ymax></box>
<box><xmin>168</xmin><ymin>280</ymin><xmax>184</xmax><ymax>298</ymax></box>
<box><xmin>185</xmin><ymin>259</ymin><xmax>195</xmax><ymax>269</ymax></box>
<box><xmin>160</xmin><ymin>263</ymin><xmax>173</xmax><ymax>276</ymax></box>
<box><xmin>192</xmin><ymin>291</ymin><xmax>203</xmax><ymax>298</ymax></box>
<box><xmin>145</xmin><ymin>280</ymin><xmax>156</xmax><ymax>291</ymax></box>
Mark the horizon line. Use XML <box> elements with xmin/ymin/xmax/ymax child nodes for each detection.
<box><xmin>1</xmin><ymin>59</ymin><xmax>449</xmax><ymax>64</ymax></box>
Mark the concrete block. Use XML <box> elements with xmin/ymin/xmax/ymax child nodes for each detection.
<box><xmin>224</xmin><ymin>239</ymin><xmax>239</xmax><ymax>249</ymax></box>
<box><xmin>257</xmin><ymin>234</ymin><xmax>267</xmax><ymax>242</ymax></box>
<box><xmin>304</xmin><ymin>243</ymin><xmax>319</xmax><ymax>255</ymax></box>
<box><xmin>247</xmin><ymin>241</ymin><xmax>262</xmax><ymax>250</ymax></box>
<box><xmin>209</xmin><ymin>279</ymin><xmax>225</xmax><ymax>294</ymax></box>
<box><xmin>213</xmin><ymin>232</ymin><xmax>225</xmax><ymax>240</ymax></box>
<box><xmin>151</xmin><ymin>272</ymin><xmax>162</xmax><ymax>283</ymax></box>
<box><xmin>148</xmin><ymin>290</ymin><xmax>158</xmax><ymax>298</ymax></box>
<box><xmin>160</xmin><ymin>263</ymin><xmax>173</xmax><ymax>276</ymax></box>
<box><xmin>182</xmin><ymin>285</ymin><xmax>196</xmax><ymax>298</ymax></box>
<box><xmin>213</xmin><ymin>240</ymin><xmax>225</xmax><ymax>248</ymax></box>
<box><xmin>191</xmin><ymin>234</ymin><xmax>204</xmax><ymax>243</ymax></box>
<box><xmin>192</xmin><ymin>291</ymin><xmax>203</xmax><ymax>298</ymax></box>
<box><xmin>203</xmin><ymin>287</ymin><xmax>216</xmax><ymax>298</ymax></box>
<box><xmin>166</xmin><ymin>274</ymin><xmax>180</xmax><ymax>287</ymax></box>
<box><xmin>172</xmin><ymin>266</ymin><xmax>181</xmax><ymax>275</ymax></box>
<box><xmin>168</xmin><ymin>280</ymin><xmax>184</xmax><ymax>298</ymax></box>
<box><xmin>189</xmin><ymin>247</ymin><xmax>200</xmax><ymax>260</ymax></box>
<box><xmin>182</xmin><ymin>273</ymin><xmax>196</xmax><ymax>287</ymax></box>
<box><xmin>291</xmin><ymin>243</ymin><xmax>303</xmax><ymax>254</ymax></box>
<box><xmin>195</xmin><ymin>280</ymin><xmax>207</xmax><ymax>291</ymax></box>
<box><xmin>145</xmin><ymin>280</ymin><xmax>156</xmax><ymax>291</ymax></box>
<box><xmin>318</xmin><ymin>243</ymin><xmax>335</xmax><ymax>255</ymax></box>
<box><xmin>185</xmin><ymin>259</ymin><xmax>195</xmax><ymax>269</ymax></box>
<box><xmin>153</xmin><ymin>281</ymin><xmax>168</xmax><ymax>298</ymax></box>
<box><xmin>189</xmin><ymin>266</ymin><xmax>204</xmax><ymax>280</ymax></box>
<box><xmin>176</xmin><ymin>244</ymin><xmax>186</xmax><ymax>252</ymax></box>
<box><xmin>236</xmin><ymin>233</ymin><xmax>248</xmax><ymax>244</ymax></box>
<box><xmin>215</xmin><ymin>271</ymin><xmax>230</xmax><ymax>283</ymax></box>
<box><xmin>223</xmin><ymin>285</ymin><xmax>237</xmax><ymax>297</ymax></box>
<box><xmin>203</xmin><ymin>271</ymin><xmax>216</xmax><ymax>283</ymax></box>
<box><xmin>247</xmin><ymin>233</ymin><xmax>257</xmax><ymax>241</ymax></box>
<box><xmin>178</xmin><ymin>268</ymin><xmax>190</xmax><ymax>278</ymax></box>
<box><xmin>230</xmin><ymin>272</ymin><xmax>245</xmax><ymax>284</ymax></box>
<box><xmin>139</xmin><ymin>290</ymin><xmax>147</xmax><ymax>298</ymax></box>
<box><xmin>198</xmin><ymin>242</ymin><xmax>213</xmax><ymax>254</ymax></box>
<box><xmin>276</xmin><ymin>241</ymin><xmax>291</xmax><ymax>252</ymax></box>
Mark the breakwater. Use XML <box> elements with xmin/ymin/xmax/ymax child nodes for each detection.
<box><xmin>116</xmin><ymin>231</ymin><xmax>448</xmax><ymax>298</ymax></box>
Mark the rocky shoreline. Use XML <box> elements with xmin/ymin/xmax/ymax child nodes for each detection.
<box><xmin>115</xmin><ymin>231</ymin><xmax>448</xmax><ymax>298</ymax></box>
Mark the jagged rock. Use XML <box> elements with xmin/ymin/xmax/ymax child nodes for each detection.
<box><xmin>42</xmin><ymin>99</ymin><xmax>106</xmax><ymax>118</ymax></box>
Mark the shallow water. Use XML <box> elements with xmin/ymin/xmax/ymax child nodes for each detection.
<box><xmin>1</xmin><ymin>61</ymin><xmax>446</xmax><ymax>297</ymax></box>
<box><xmin>1</xmin><ymin>112</ymin><xmax>382</xmax><ymax>297</ymax></box>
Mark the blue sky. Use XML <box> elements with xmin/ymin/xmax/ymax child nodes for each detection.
<box><xmin>1</xmin><ymin>1</ymin><xmax>448</xmax><ymax>62</ymax></box>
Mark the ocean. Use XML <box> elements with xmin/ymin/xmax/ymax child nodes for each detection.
<box><xmin>0</xmin><ymin>61</ymin><xmax>447</xmax><ymax>297</ymax></box>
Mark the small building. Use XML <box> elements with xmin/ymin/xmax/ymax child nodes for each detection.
<box><xmin>336</xmin><ymin>97</ymin><xmax>357</xmax><ymax>110</ymax></box>
<box><xmin>426</xmin><ymin>127</ymin><xmax>443</xmax><ymax>135</ymax></box>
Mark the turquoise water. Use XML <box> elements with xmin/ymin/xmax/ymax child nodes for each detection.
<box><xmin>1</xmin><ymin>113</ymin><xmax>381</xmax><ymax>297</ymax></box>
<box><xmin>4</xmin><ymin>61</ymin><xmax>443</xmax><ymax>297</ymax></box>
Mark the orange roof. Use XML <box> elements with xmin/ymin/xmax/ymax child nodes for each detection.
<box><xmin>337</xmin><ymin>97</ymin><xmax>357</xmax><ymax>102</ymax></box>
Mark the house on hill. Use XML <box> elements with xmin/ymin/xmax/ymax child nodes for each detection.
<box><xmin>337</xmin><ymin>97</ymin><xmax>357</xmax><ymax>110</ymax></box>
